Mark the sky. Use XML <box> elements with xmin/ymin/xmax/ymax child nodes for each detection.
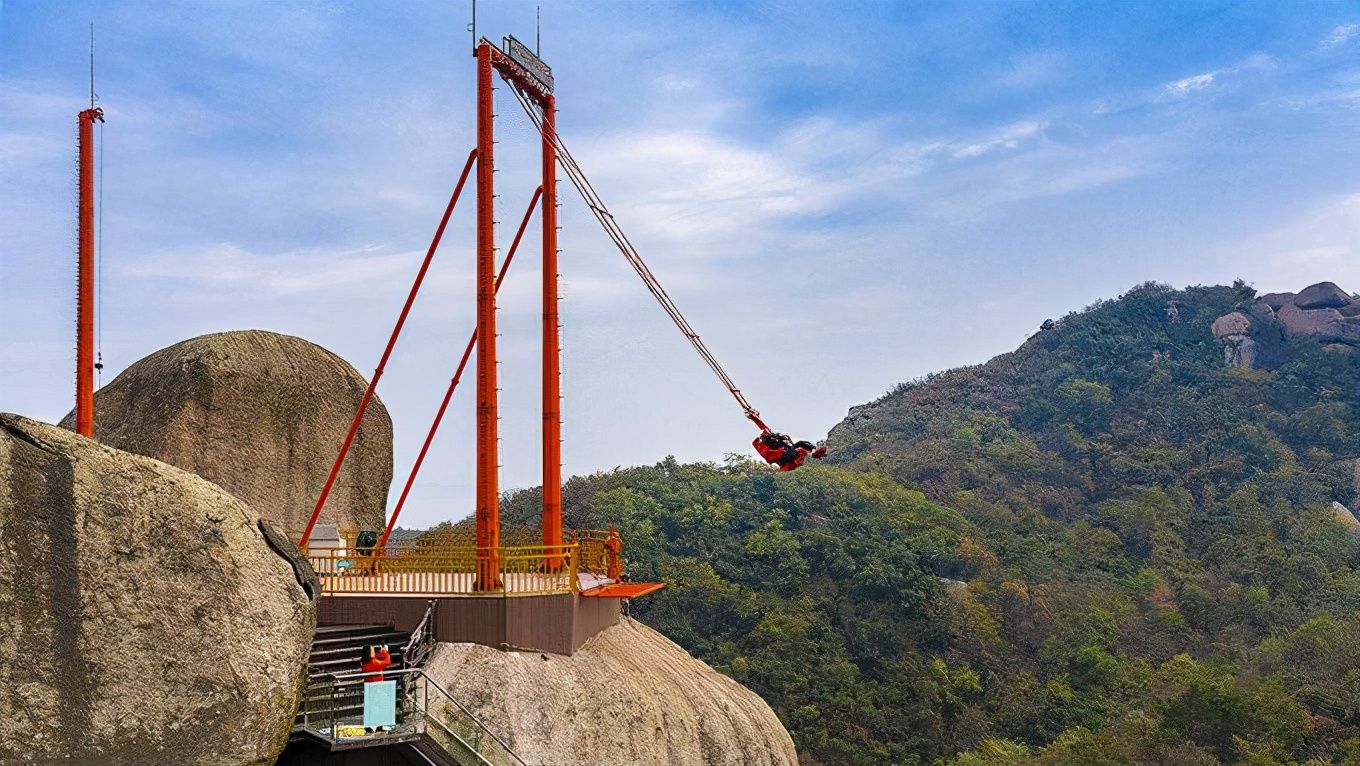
<box><xmin>2</xmin><ymin>0</ymin><xmax>1358</xmax><ymax>528</ymax></box>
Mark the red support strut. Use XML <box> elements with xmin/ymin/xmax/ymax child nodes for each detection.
<box><xmin>378</xmin><ymin>187</ymin><xmax>543</xmax><ymax>552</ymax></box>
<box><xmin>297</xmin><ymin>147</ymin><xmax>478</xmax><ymax>550</ymax></box>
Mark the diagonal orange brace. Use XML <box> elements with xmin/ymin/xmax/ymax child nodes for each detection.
<box><xmin>377</xmin><ymin>187</ymin><xmax>544</xmax><ymax>552</ymax></box>
<box><xmin>298</xmin><ymin>147</ymin><xmax>478</xmax><ymax>550</ymax></box>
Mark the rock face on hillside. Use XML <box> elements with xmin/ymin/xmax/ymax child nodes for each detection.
<box><xmin>0</xmin><ymin>414</ymin><xmax>315</xmax><ymax>766</ymax></box>
<box><xmin>1331</xmin><ymin>502</ymin><xmax>1360</xmax><ymax>533</ymax></box>
<box><xmin>64</xmin><ymin>330</ymin><xmax>392</xmax><ymax>535</ymax></box>
<box><xmin>1213</xmin><ymin>282</ymin><xmax>1360</xmax><ymax>369</ymax></box>
<box><xmin>425</xmin><ymin>618</ymin><xmax>798</xmax><ymax>766</ymax></box>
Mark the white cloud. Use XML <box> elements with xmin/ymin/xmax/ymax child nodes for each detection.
<box><xmin>1322</xmin><ymin>23</ymin><xmax>1359</xmax><ymax>48</ymax></box>
<box><xmin>1162</xmin><ymin>54</ymin><xmax>1274</xmax><ymax>98</ymax></box>
<box><xmin>1165</xmin><ymin>72</ymin><xmax>1218</xmax><ymax>96</ymax></box>
<box><xmin>120</xmin><ymin>243</ymin><xmax>433</xmax><ymax>296</ymax></box>
<box><xmin>952</xmin><ymin>120</ymin><xmax>1045</xmax><ymax>158</ymax></box>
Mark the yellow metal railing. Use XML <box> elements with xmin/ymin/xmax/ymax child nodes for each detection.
<box><xmin>304</xmin><ymin>542</ymin><xmax>579</xmax><ymax>597</ymax></box>
<box><xmin>296</xmin><ymin>525</ymin><xmax>627</xmax><ymax>597</ymax></box>
<box><xmin>572</xmin><ymin>529</ymin><xmax>613</xmax><ymax>576</ymax></box>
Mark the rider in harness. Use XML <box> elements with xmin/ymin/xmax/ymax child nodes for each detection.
<box><xmin>752</xmin><ymin>430</ymin><xmax>827</xmax><ymax>471</ymax></box>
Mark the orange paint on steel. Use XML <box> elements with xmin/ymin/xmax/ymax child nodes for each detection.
<box><xmin>297</xmin><ymin>148</ymin><xmax>478</xmax><ymax>549</ymax></box>
<box><xmin>377</xmin><ymin>187</ymin><xmax>543</xmax><ymax>553</ymax></box>
<box><xmin>579</xmin><ymin>582</ymin><xmax>666</xmax><ymax>599</ymax></box>
<box><xmin>75</xmin><ymin>107</ymin><xmax>103</xmax><ymax>438</ymax></box>
<box><xmin>541</xmin><ymin>94</ymin><xmax>564</xmax><ymax>564</ymax></box>
<box><xmin>474</xmin><ymin>42</ymin><xmax>502</xmax><ymax>591</ymax></box>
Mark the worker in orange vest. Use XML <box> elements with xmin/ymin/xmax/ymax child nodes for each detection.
<box><xmin>605</xmin><ymin>528</ymin><xmax>623</xmax><ymax>581</ymax></box>
<box><xmin>753</xmin><ymin>430</ymin><xmax>826</xmax><ymax>471</ymax></box>
<box><xmin>361</xmin><ymin>645</ymin><xmax>392</xmax><ymax>683</ymax></box>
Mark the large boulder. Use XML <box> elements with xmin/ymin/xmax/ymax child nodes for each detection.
<box><xmin>0</xmin><ymin>414</ymin><xmax>315</xmax><ymax>766</ymax></box>
<box><xmin>1294</xmin><ymin>281</ymin><xmax>1353</xmax><ymax>310</ymax></box>
<box><xmin>424</xmin><ymin>618</ymin><xmax>798</xmax><ymax>766</ymax></box>
<box><xmin>1211</xmin><ymin>312</ymin><xmax>1252</xmax><ymax>339</ymax></box>
<box><xmin>1257</xmin><ymin>292</ymin><xmax>1296</xmax><ymax>311</ymax></box>
<box><xmin>65</xmin><ymin>330</ymin><xmax>392</xmax><ymax>535</ymax></box>
<box><xmin>1276</xmin><ymin>304</ymin><xmax>1360</xmax><ymax>344</ymax></box>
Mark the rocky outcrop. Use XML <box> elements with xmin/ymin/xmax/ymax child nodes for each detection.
<box><xmin>64</xmin><ymin>330</ymin><xmax>392</xmax><ymax>535</ymax></box>
<box><xmin>1211</xmin><ymin>282</ymin><xmax>1360</xmax><ymax>369</ymax></box>
<box><xmin>1211</xmin><ymin>312</ymin><xmax>1261</xmax><ymax>367</ymax></box>
<box><xmin>1276</xmin><ymin>304</ymin><xmax>1360</xmax><ymax>344</ymax></box>
<box><xmin>425</xmin><ymin>618</ymin><xmax>798</xmax><ymax>766</ymax></box>
<box><xmin>1295</xmin><ymin>282</ymin><xmax>1352</xmax><ymax>310</ymax></box>
<box><xmin>1331</xmin><ymin>502</ymin><xmax>1360</xmax><ymax>533</ymax></box>
<box><xmin>1211</xmin><ymin>312</ymin><xmax>1252</xmax><ymax>339</ymax></box>
<box><xmin>0</xmin><ymin>414</ymin><xmax>315</xmax><ymax>766</ymax></box>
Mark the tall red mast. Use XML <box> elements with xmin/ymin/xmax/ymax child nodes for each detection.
<box><xmin>474</xmin><ymin>41</ymin><xmax>502</xmax><ymax>591</ymax></box>
<box><xmin>541</xmin><ymin>94</ymin><xmax>563</xmax><ymax>560</ymax></box>
<box><xmin>76</xmin><ymin>103</ymin><xmax>104</xmax><ymax>438</ymax></box>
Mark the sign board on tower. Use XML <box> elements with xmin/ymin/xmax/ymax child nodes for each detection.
<box><xmin>503</xmin><ymin>35</ymin><xmax>554</xmax><ymax>93</ymax></box>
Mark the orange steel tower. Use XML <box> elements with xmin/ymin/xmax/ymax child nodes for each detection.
<box><xmin>541</xmin><ymin>93</ymin><xmax>563</xmax><ymax>562</ymax></box>
<box><xmin>300</xmin><ymin>37</ymin><xmax>564</xmax><ymax>586</ymax></box>
<box><xmin>75</xmin><ymin>103</ymin><xmax>104</xmax><ymax>438</ymax></box>
<box><xmin>473</xmin><ymin>41</ymin><xmax>502</xmax><ymax>590</ymax></box>
<box><xmin>473</xmin><ymin>37</ymin><xmax>563</xmax><ymax>588</ymax></box>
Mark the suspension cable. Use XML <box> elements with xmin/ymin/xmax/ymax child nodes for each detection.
<box><xmin>504</xmin><ymin>80</ymin><xmax>764</xmax><ymax>429</ymax></box>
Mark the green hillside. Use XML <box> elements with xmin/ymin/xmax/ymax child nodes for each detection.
<box><xmin>502</xmin><ymin>281</ymin><xmax>1360</xmax><ymax>766</ymax></box>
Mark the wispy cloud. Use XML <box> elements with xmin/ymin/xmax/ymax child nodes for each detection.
<box><xmin>1162</xmin><ymin>54</ymin><xmax>1275</xmax><ymax>98</ymax></box>
<box><xmin>1322</xmin><ymin>23</ymin><xmax>1359</xmax><ymax>48</ymax></box>
<box><xmin>120</xmin><ymin>243</ymin><xmax>430</xmax><ymax>296</ymax></box>
<box><xmin>1166</xmin><ymin>72</ymin><xmax>1218</xmax><ymax>96</ymax></box>
<box><xmin>952</xmin><ymin>121</ymin><xmax>1045</xmax><ymax>159</ymax></box>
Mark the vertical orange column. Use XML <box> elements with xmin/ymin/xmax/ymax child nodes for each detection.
<box><xmin>474</xmin><ymin>43</ymin><xmax>502</xmax><ymax>591</ymax></box>
<box><xmin>541</xmin><ymin>95</ymin><xmax>563</xmax><ymax>563</ymax></box>
<box><xmin>75</xmin><ymin>107</ymin><xmax>103</xmax><ymax>438</ymax></box>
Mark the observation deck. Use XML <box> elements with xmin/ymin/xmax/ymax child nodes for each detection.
<box><xmin>298</xmin><ymin>527</ymin><xmax>662</xmax><ymax>655</ymax></box>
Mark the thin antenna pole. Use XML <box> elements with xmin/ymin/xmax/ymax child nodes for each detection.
<box><xmin>536</xmin><ymin>6</ymin><xmax>541</xmax><ymax>55</ymax></box>
<box><xmin>89</xmin><ymin>24</ymin><xmax>95</xmax><ymax>108</ymax></box>
<box><xmin>470</xmin><ymin>0</ymin><xmax>477</xmax><ymax>52</ymax></box>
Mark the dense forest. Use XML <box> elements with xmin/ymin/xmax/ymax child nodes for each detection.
<box><xmin>499</xmin><ymin>282</ymin><xmax>1360</xmax><ymax>766</ymax></box>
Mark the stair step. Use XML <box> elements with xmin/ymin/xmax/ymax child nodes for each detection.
<box><xmin>315</xmin><ymin>622</ymin><xmax>394</xmax><ymax>633</ymax></box>
<box><xmin>310</xmin><ymin>630</ymin><xmax>409</xmax><ymax>649</ymax></box>
<box><xmin>310</xmin><ymin>643</ymin><xmax>408</xmax><ymax>660</ymax></box>
<box><xmin>308</xmin><ymin>650</ymin><xmax>407</xmax><ymax>666</ymax></box>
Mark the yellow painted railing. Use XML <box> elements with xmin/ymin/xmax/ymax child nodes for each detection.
<box><xmin>304</xmin><ymin>541</ymin><xmax>579</xmax><ymax>597</ymax></box>
<box><xmin>572</xmin><ymin>529</ymin><xmax>613</xmax><ymax>576</ymax></box>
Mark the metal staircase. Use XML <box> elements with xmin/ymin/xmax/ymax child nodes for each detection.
<box><xmin>282</xmin><ymin>606</ymin><xmax>527</xmax><ymax>766</ymax></box>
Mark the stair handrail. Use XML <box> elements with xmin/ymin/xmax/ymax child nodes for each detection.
<box><xmin>403</xmin><ymin>600</ymin><xmax>437</xmax><ymax>668</ymax></box>
<box><xmin>310</xmin><ymin>667</ymin><xmax>528</xmax><ymax>766</ymax></box>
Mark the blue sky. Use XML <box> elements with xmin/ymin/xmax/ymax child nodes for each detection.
<box><xmin>2</xmin><ymin>1</ymin><xmax>1358</xmax><ymax>528</ymax></box>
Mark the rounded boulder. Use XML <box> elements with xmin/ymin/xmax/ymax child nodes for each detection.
<box><xmin>65</xmin><ymin>330</ymin><xmax>392</xmax><ymax>535</ymax></box>
<box><xmin>0</xmin><ymin>413</ymin><xmax>316</xmax><ymax>766</ymax></box>
<box><xmin>424</xmin><ymin>617</ymin><xmax>798</xmax><ymax>766</ymax></box>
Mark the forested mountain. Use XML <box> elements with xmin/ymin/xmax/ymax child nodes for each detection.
<box><xmin>499</xmin><ymin>281</ymin><xmax>1360</xmax><ymax>766</ymax></box>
